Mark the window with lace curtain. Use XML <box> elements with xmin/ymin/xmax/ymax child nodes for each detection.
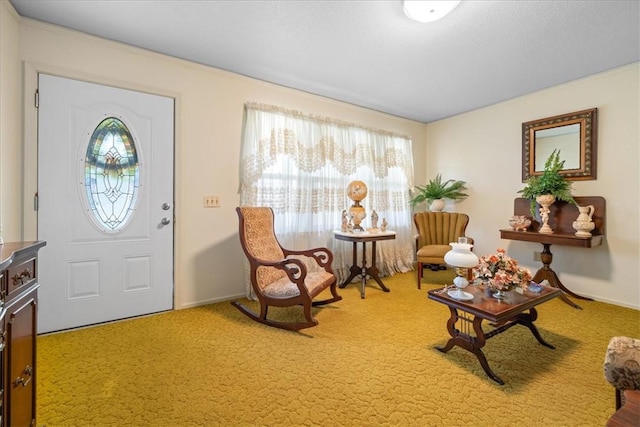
<box><xmin>239</xmin><ymin>102</ymin><xmax>415</xmax><ymax>288</ymax></box>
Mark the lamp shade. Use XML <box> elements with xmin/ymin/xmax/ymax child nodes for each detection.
<box><xmin>444</xmin><ymin>242</ymin><xmax>478</xmax><ymax>268</ymax></box>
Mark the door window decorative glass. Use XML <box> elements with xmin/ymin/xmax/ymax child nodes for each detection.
<box><xmin>84</xmin><ymin>117</ymin><xmax>139</xmax><ymax>232</ymax></box>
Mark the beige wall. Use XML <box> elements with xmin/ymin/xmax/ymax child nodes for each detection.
<box><xmin>0</xmin><ymin>1</ymin><xmax>21</xmax><ymax>242</ymax></box>
<box><xmin>425</xmin><ymin>63</ymin><xmax>639</xmax><ymax>309</ymax></box>
<box><xmin>7</xmin><ymin>14</ymin><xmax>426</xmax><ymax>309</ymax></box>
<box><xmin>2</xmin><ymin>2</ymin><xmax>637</xmax><ymax>310</ymax></box>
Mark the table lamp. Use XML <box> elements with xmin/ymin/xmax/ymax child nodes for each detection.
<box><xmin>443</xmin><ymin>238</ymin><xmax>479</xmax><ymax>300</ymax></box>
<box><xmin>346</xmin><ymin>180</ymin><xmax>367</xmax><ymax>231</ymax></box>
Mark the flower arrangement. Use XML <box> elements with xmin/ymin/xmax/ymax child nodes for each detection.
<box><xmin>473</xmin><ymin>248</ymin><xmax>533</xmax><ymax>291</ymax></box>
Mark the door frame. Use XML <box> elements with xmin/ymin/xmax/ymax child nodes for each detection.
<box><xmin>22</xmin><ymin>62</ymin><xmax>183</xmax><ymax>311</ymax></box>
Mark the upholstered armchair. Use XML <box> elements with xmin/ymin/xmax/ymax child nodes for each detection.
<box><xmin>233</xmin><ymin>206</ymin><xmax>342</xmax><ymax>331</ymax></box>
<box><xmin>413</xmin><ymin>211</ymin><xmax>472</xmax><ymax>289</ymax></box>
<box><xmin>604</xmin><ymin>336</ymin><xmax>640</xmax><ymax>410</ymax></box>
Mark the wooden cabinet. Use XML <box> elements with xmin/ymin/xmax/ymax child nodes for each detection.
<box><xmin>0</xmin><ymin>242</ymin><xmax>46</xmax><ymax>427</ymax></box>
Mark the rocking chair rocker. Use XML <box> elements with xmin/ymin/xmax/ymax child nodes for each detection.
<box><xmin>232</xmin><ymin>207</ymin><xmax>342</xmax><ymax>331</ymax></box>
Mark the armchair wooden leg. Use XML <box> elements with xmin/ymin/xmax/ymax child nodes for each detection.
<box><xmin>417</xmin><ymin>262</ymin><xmax>423</xmax><ymax>289</ymax></box>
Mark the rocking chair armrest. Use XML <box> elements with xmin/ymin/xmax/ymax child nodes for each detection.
<box><xmin>282</xmin><ymin>247</ymin><xmax>334</xmax><ymax>269</ymax></box>
<box><xmin>267</xmin><ymin>257</ymin><xmax>310</xmax><ymax>295</ymax></box>
<box><xmin>253</xmin><ymin>257</ymin><xmax>309</xmax><ymax>282</ymax></box>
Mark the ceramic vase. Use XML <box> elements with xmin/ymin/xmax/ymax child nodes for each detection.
<box><xmin>429</xmin><ymin>198</ymin><xmax>445</xmax><ymax>212</ymax></box>
<box><xmin>536</xmin><ymin>194</ymin><xmax>556</xmax><ymax>234</ymax></box>
<box><xmin>573</xmin><ymin>205</ymin><xmax>595</xmax><ymax>237</ymax></box>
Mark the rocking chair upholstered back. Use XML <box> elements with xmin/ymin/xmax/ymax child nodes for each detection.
<box><xmin>413</xmin><ymin>211</ymin><xmax>472</xmax><ymax>289</ymax></box>
<box><xmin>241</xmin><ymin>207</ymin><xmax>288</xmax><ymax>295</ymax></box>
<box><xmin>232</xmin><ymin>207</ymin><xmax>342</xmax><ymax>330</ymax></box>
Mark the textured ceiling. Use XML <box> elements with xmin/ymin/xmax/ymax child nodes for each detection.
<box><xmin>9</xmin><ymin>0</ymin><xmax>640</xmax><ymax>123</ymax></box>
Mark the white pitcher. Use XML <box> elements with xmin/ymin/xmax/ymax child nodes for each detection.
<box><xmin>573</xmin><ymin>205</ymin><xmax>595</xmax><ymax>237</ymax></box>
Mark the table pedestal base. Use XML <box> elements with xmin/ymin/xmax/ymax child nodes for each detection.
<box><xmin>534</xmin><ymin>243</ymin><xmax>593</xmax><ymax>309</ymax></box>
<box><xmin>339</xmin><ymin>240</ymin><xmax>390</xmax><ymax>299</ymax></box>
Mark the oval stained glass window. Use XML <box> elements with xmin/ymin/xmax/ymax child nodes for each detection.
<box><xmin>84</xmin><ymin>117</ymin><xmax>140</xmax><ymax>232</ymax></box>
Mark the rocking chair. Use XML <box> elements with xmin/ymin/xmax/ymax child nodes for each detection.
<box><xmin>232</xmin><ymin>207</ymin><xmax>342</xmax><ymax>331</ymax></box>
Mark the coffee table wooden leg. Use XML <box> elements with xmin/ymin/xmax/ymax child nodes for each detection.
<box><xmin>435</xmin><ymin>307</ymin><xmax>459</xmax><ymax>353</ymax></box>
<box><xmin>468</xmin><ymin>315</ymin><xmax>505</xmax><ymax>385</ymax></box>
<box><xmin>436</xmin><ymin>308</ymin><xmax>505</xmax><ymax>385</ymax></box>
<box><xmin>471</xmin><ymin>350</ymin><xmax>505</xmax><ymax>385</ymax></box>
<box><xmin>514</xmin><ymin>308</ymin><xmax>555</xmax><ymax>349</ymax></box>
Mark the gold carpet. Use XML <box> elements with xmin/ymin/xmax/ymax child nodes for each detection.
<box><xmin>37</xmin><ymin>270</ymin><xmax>640</xmax><ymax>426</ymax></box>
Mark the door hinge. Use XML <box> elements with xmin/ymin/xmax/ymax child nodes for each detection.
<box><xmin>34</xmin><ymin>89</ymin><xmax>39</xmax><ymax>108</ymax></box>
<box><xmin>34</xmin><ymin>193</ymin><xmax>38</xmax><ymax>211</ymax></box>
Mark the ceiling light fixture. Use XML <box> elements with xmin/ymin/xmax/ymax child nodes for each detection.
<box><xmin>403</xmin><ymin>0</ymin><xmax>461</xmax><ymax>23</ymax></box>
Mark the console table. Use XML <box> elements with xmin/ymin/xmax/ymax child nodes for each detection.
<box><xmin>333</xmin><ymin>230</ymin><xmax>395</xmax><ymax>298</ymax></box>
<box><xmin>500</xmin><ymin>196</ymin><xmax>605</xmax><ymax>309</ymax></box>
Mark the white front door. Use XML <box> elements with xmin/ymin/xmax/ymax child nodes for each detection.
<box><xmin>37</xmin><ymin>74</ymin><xmax>174</xmax><ymax>333</ymax></box>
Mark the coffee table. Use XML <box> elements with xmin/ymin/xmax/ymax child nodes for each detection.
<box><xmin>333</xmin><ymin>230</ymin><xmax>396</xmax><ymax>298</ymax></box>
<box><xmin>427</xmin><ymin>283</ymin><xmax>561</xmax><ymax>384</ymax></box>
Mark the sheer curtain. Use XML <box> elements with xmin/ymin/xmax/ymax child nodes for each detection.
<box><xmin>239</xmin><ymin>102</ymin><xmax>415</xmax><ymax>295</ymax></box>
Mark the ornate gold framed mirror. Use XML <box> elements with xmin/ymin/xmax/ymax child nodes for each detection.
<box><xmin>522</xmin><ymin>108</ymin><xmax>597</xmax><ymax>181</ymax></box>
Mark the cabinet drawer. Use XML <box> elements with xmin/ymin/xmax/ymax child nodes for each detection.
<box><xmin>6</xmin><ymin>257</ymin><xmax>36</xmax><ymax>300</ymax></box>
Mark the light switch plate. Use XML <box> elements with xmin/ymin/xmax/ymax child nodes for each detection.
<box><xmin>203</xmin><ymin>196</ymin><xmax>220</xmax><ymax>208</ymax></box>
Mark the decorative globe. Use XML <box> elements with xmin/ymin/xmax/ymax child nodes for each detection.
<box><xmin>347</xmin><ymin>180</ymin><xmax>368</xmax><ymax>202</ymax></box>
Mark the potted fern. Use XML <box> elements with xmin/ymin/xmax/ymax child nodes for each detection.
<box><xmin>409</xmin><ymin>173</ymin><xmax>468</xmax><ymax>211</ymax></box>
<box><xmin>518</xmin><ymin>149</ymin><xmax>576</xmax><ymax>233</ymax></box>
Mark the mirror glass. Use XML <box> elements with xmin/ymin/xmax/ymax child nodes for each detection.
<box><xmin>534</xmin><ymin>123</ymin><xmax>580</xmax><ymax>172</ymax></box>
<box><xmin>522</xmin><ymin>108</ymin><xmax>597</xmax><ymax>181</ymax></box>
